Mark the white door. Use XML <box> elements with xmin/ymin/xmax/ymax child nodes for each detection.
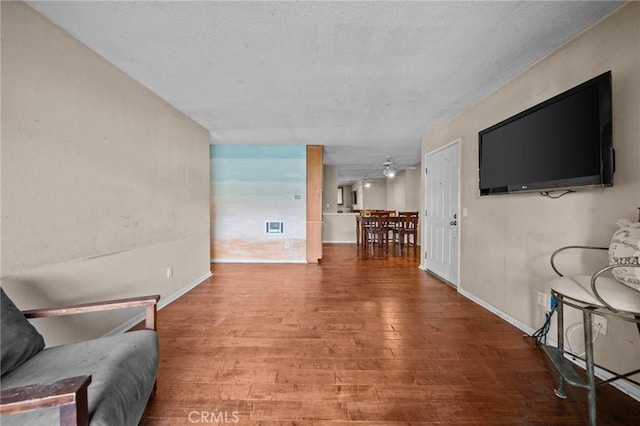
<box><xmin>424</xmin><ymin>141</ymin><xmax>459</xmax><ymax>286</ymax></box>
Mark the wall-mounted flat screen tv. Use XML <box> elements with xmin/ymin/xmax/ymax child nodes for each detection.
<box><xmin>479</xmin><ymin>71</ymin><xmax>613</xmax><ymax>196</ymax></box>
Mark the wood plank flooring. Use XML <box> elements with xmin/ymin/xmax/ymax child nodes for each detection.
<box><xmin>141</xmin><ymin>244</ymin><xmax>640</xmax><ymax>425</ymax></box>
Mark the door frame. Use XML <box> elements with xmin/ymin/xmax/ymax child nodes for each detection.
<box><xmin>421</xmin><ymin>138</ymin><xmax>462</xmax><ymax>288</ymax></box>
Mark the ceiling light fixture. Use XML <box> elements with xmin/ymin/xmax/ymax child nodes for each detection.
<box><xmin>382</xmin><ymin>157</ymin><xmax>397</xmax><ymax>178</ymax></box>
<box><xmin>360</xmin><ymin>157</ymin><xmax>398</xmax><ymax>183</ymax></box>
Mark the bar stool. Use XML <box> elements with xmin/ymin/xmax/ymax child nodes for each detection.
<box><xmin>542</xmin><ymin>220</ymin><xmax>640</xmax><ymax>425</ymax></box>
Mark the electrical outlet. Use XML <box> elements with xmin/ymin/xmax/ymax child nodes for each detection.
<box><xmin>537</xmin><ymin>292</ymin><xmax>548</xmax><ymax>307</ymax></box>
<box><xmin>284</xmin><ymin>241</ymin><xmax>290</xmax><ymax>249</ymax></box>
<box><xmin>594</xmin><ymin>315</ymin><xmax>608</xmax><ymax>335</ymax></box>
<box><xmin>166</xmin><ymin>266</ymin><xmax>173</xmax><ymax>278</ymax></box>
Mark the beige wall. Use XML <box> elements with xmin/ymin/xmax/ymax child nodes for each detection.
<box><xmin>352</xmin><ymin>170</ymin><xmax>421</xmax><ymax>213</ymax></box>
<box><xmin>322</xmin><ymin>213</ymin><xmax>358</xmax><ymax>243</ymax></box>
<box><xmin>421</xmin><ymin>4</ymin><xmax>639</xmax><ymax>381</ymax></box>
<box><xmin>386</xmin><ymin>171</ymin><xmax>407</xmax><ymax>211</ymax></box>
<box><xmin>387</xmin><ymin>168</ymin><xmax>421</xmax><ymax>212</ymax></box>
<box><xmin>358</xmin><ymin>178</ymin><xmax>387</xmax><ymax>210</ymax></box>
<box><xmin>1</xmin><ymin>2</ymin><xmax>211</xmax><ymax>346</ymax></box>
<box><xmin>404</xmin><ymin>168</ymin><xmax>421</xmax><ymax>212</ymax></box>
<box><xmin>322</xmin><ymin>164</ymin><xmax>338</xmax><ymax>213</ymax></box>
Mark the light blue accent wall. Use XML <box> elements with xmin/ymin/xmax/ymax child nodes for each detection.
<box><xmin>210</xmin><ymin>145</ymin><xmax>307</xmax><ymax>262</ymax></box>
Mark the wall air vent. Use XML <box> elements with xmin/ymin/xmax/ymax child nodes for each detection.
<box><xmin>265</xmin><ymin>221</ymin><xmax>284</xmax><ymax>234</ymax></box>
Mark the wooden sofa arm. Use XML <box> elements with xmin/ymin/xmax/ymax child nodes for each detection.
<box><xmin>22</xmin><ymin>295</ymin><xmax>161</xmax><ymax>331</ymax></box>
<box><xmin>0</xmin><ymin>375</ymin><xmax>91</xmax><ymax>426</ymax></box>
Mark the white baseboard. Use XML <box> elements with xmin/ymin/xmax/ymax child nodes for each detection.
<box><xmin>457</xmin><ymin>287</ymin><xmax>537</xmax><ymax>335</ymax></box>
<box><xmin>104</xmin><ymin>270</ymin><xmax>213</xmax><ymax>337</ymax></box>
<box><xmin>563</xmin><ymin>353</ymin><xmax>640</xmax><ymax>401</ymax></box>
<box><xmin>211</xmin><ymin>259</ymin><xmax>307</xmax><ymax>264</ymax></box>
<box><xmin>457</xmin><ymin>287</ymin><xmax>640</xmax><ymax>402</ymax></box>
<box><xmin>322</xmin><ymin>240</ymin><xmax>357</xmax><ymax>244</ymax></box>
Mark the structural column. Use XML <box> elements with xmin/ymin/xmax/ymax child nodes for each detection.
<box><xmin>306</xmin><ymin>145</ymin><xmax>323</xmax><ymax>263</ymax></box>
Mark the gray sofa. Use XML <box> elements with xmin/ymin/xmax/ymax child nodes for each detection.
<box><xmin>0</xmin><ymin>288</ymin><xmax>159</xmax><ymax>426</ymax></box>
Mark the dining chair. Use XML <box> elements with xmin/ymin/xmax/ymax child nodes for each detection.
<box><xmin>359</xmin><ymin>216</ymin><xmax>376</xmax><ymax>246</ymax></box>
<box><xmin>398</xmin><ymin>211</ymin><xmax>419</xmax><ymax>217</ymax></box>
<box><xmin>393</xmin><ymin>214</ymin><xmax>419</xmax><ymax>255</ymax></box>
<box><xmin>366</xmin><ymin>215</ymin><xmax>391</xmax><ymax>248</ymax></box>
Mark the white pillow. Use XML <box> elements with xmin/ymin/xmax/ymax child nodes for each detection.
<box><xmin>609</xmin><ymin>219</ymin><xmax>640</xmax><ymax>290</ymax></box>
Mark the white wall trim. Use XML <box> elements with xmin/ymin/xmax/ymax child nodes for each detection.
<box><xmin>211</xmin><ymin>259</ymin><xmax>307</xmax><ymax>264</ymax></box>
<box><xmin>423</xmin><ymin>138</ymin><xmax>462</xmax><ymax>287</ymax></box>
<box><xmin>563</xmin><ymin>353</ymin><xmax>640</xmax><ymax>402</ymax></box>
<box><xmin>457</xmin><ymin>287</ymin><xmax>640</xmax><ymax>402</ymax></box>
<box><xmin>322</xmin><ymin>240</ymin><xmax>357</xmax><ymax>244</ymax></box>
<box><xmin>457</xmin><ymin>287</ymin><xmax>537</xmax><ymax>335</ymax></box>
<box><xmin>104</xmin><ymin>270</ymin><xmax>213</xmax><ymax>337</ymax></box>
<box><xmin>425</xmin><ymin>137</ymin><xmax>462</xmax><ymax>157</ymax></box>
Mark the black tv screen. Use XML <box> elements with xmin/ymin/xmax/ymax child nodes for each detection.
<box><xmin>479</xmin><ymin>71</ymin><xmax>613</xmax><ymax>195</ymax></box>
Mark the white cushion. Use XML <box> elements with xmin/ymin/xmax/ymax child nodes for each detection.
<box><xmin>551</xmin><ymin>275</ymin><xmax>640</xmax><ymax>313</ymax></box>
<box><xmin>609</xmin><ymin>219</ymin><xmax>640</xmax><ymax>290</ymax></box>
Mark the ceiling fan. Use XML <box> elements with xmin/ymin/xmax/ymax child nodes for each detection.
<box><xmin>360</xmin><ymin>157</ymin><xmax>398</xmax><ymax>184</ymax></box>
<box><xmin>381</xmin><ymin>157</ymin><xmax>397</xmax><ymax>178</ymax></box>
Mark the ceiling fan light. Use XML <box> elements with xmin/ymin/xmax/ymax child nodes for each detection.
<box><xmin>383</xmin><ymin>164</ymin><xmax>396</xmax><ymax>178</ymax></box>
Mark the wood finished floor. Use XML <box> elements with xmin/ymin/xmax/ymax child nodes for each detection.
<box><xmin>141</xmin><ymin>244</ymin><xmax>640</xmax><ymax>425</ymax></box>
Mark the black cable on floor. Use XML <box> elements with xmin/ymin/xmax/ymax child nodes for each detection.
<box><xmin>531</xmin><ymin>297</ymin><xmax>557</xmax><ymax>345</ymax></box>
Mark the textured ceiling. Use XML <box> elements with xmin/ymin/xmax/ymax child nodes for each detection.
<box><xmin>27</xmin><ymin>1</ymin><xmax>623</xmax><ymax>184</ymax></box>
